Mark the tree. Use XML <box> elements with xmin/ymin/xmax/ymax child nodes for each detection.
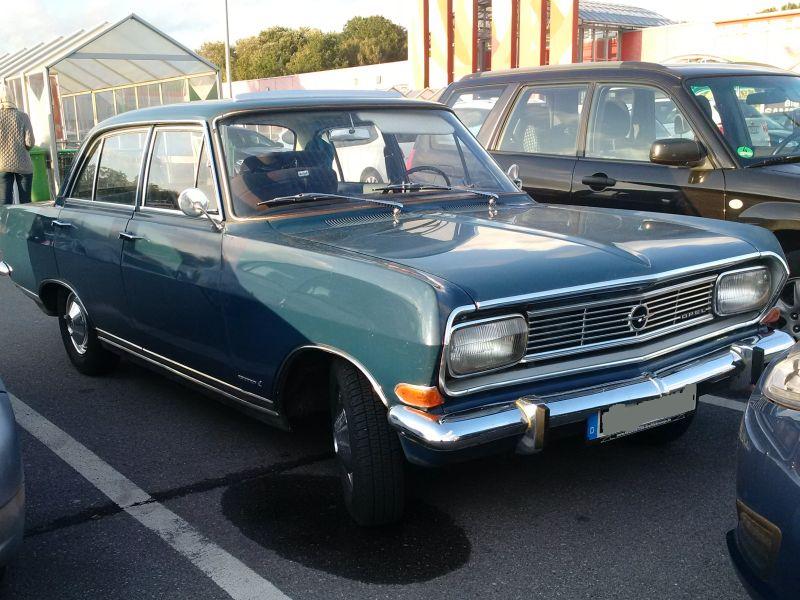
<box><xmin>759</xmin><ymin>2</ymin><xmax>800</xmax><ymax>12</ymax></box>
<box><xmin>286</xmin><ymin>31</ymin><xmax>347</xmax><ymax>74</ymax></box>
<box><xmin>196</xmin><ymin>41</ymin><xmax>236</xmax><ymax>81</ymax></box>
<box><xmin>340</xmin><ymin>16</ymin><xmax>407</xmax><ymax>66</ymax></box>
<box><xmin>235</xmin><ymin>27</ymin><xmax>314</xmax><ymax>80</ymax></box>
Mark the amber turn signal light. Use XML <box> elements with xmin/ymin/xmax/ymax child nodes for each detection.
<box><xmin>761</xmin><ymin>306</ymin><xmax>781</xmax><ymax>326</ymax></box>
<box><xmin>394</xmin><ymin>383</ymin><xmax>444</xmax><ymax>409</ymax></box>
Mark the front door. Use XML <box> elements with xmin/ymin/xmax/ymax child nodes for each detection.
<box><xmin>52</xmin><ymin>129</ymin><xmax>149</xmax><ymax>340</ymax></box>
<box><xmin>571</xmin><ymin>83</ymin><xmax>725</xmax><ymax>218</ymax></box>
<box><xmin>489</xmin><ymin>83</ymin><xmax>588</xmax><ymax>204</ymax></box>
<box><xmin>120</xmin><ymin>127</ymin><xmax>228</xmax><ymax>380</ymax></box>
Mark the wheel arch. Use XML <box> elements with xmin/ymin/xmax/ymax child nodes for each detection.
<box><xmin>274</xmin><ymin>345</ymin><xmax>390</xmax><ymax>421</ymax></box>
<box><xmin>38</xmin><ymin>279</ymin><xmax>79</xmax><ymax>316</ymax></box>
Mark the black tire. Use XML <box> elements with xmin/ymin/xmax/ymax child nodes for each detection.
<box><xmin>330</xmin><ymin>361</ymin><xmax>405</xmax><ymax>526</ymax></box>
<box><xmin>57</xmin><ymin>289</ymin><xmax>119</xmax><ymax>376</ymax></box>
<box><xmin>360</xmin><ymin>168</ymin><xmax>383</xmax><ymax>184</ymax></box>
<box><xmin>628</xmin><ymin>412</ymin><xmax>695</xmax><ymax>445</ymax></box>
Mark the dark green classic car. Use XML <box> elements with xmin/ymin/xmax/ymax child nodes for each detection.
<box><xmin>0</xmin><ymin>91</ymin><xmax>794</xmax><ymax>525</ymax></box>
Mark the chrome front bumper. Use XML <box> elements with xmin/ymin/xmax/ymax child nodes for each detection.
<box><xmin>388</xmin><ymin>329</ymin><xmax>794</xmax><ymax>455</ymax></box>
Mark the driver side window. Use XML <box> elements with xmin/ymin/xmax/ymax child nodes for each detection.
<box><xmin>586</xmin><ymin>85</ymin><xmax>696</xmax><ymax>162</ymax></box>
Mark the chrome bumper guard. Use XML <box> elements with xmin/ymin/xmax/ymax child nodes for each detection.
<box><xmin>388</xmin><ymin>330</ymin><xmax>794</xmax><ymax>455</ymax></box>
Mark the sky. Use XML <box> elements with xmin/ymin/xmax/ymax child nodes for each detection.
<box><xmin>0</xmin><ymin>0</ymin><xmax>787</xmax><ymax>56</ymax></box>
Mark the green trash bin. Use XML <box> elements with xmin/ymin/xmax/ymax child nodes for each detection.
<box><xmin>28</xmin><ymin>146</ymin><xmax>50</xmax><ymax>202</ymax></box>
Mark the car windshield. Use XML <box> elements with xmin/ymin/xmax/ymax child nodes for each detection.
<box><xmin>219</xmin><ymin>108</ymin><xmax>516</xmax><ymax>217</ymax></box>
<box><xmin>687</xmin><ymin>75</ymin><xmax>800</xmax><ymax>166</ymax></box>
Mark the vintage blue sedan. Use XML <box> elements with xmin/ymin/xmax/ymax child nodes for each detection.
<box><xmin>0</xmin><ymin>91</ymin><xmax>794</xmax><ymax>525</ymax></box>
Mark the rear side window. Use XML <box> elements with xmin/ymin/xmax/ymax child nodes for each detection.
<box><xmin>71</xmin><ymin>142</ymin><xmax>100</xmax><ymax>200</ymax></box>
<box><xmin>95</xmin><ymin>130</ymin><xmax>147</xmax><ymax>205</ymax></box>
<box><xmin>447</xmin><ymin>86</ymin><xmax>505</xmax><ymax>135</ymax></box>
<box><xmin>498</xmin><ymin>85</ymin><xmax>587</xmax><ymax>156</ymax></box>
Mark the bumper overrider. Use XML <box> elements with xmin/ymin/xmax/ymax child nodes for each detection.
<box><xmin>388</xmin><ymin>329</ymin><xmax>794</xmax><ymax>455</ymax></box>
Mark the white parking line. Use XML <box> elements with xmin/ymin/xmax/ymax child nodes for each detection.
<box><xmin>9</xmin><ymin>394</ymin><xmax>291</xmax><ymax>600</ymax></box>
<box><xmin>699</xmin><ymin>395</ymin><xmax>746</xmax><ymax>413</ymax></box>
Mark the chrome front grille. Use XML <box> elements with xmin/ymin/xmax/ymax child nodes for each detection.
<box><xmin>525</xmin><ymin>275</ymin><xmax>717</xmax><ymax>361</ymax></box>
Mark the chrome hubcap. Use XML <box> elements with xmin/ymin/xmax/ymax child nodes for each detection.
<box><xmin>777</xmin><ymin>278</ymin><xmax>800</xmax><ymax>339</ymax></box>
<box><xmin>333</xmin><ymin>396</ymin><xmax>353</xmax><ymax>487</ymax></box>
<box><xmin>64</xmin><ymin>293</ymin><xmax>89</xmax><ymax>355</ymax></box>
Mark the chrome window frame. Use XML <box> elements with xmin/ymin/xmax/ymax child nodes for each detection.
<box><xmin>139</xmin><ymin>124</ymin><xmax>222</xmax><ymax>219</ymax></box>
<box><xmin>438</xmin><ymin>252</ymin><xmax>789</xmax><ymax>397</ymax></box>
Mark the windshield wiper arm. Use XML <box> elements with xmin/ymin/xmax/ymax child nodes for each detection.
<box><xmin>257</xmin><ymin>192</ymin><xmax>404</xmax><ymax>210</ymax></box>
<box><xmin>745</xmin><ymin>154</ymin><xmax>800</xmax><ymax>168</ymax></box>
<box><xmin>375</xmin><ymin>182</ymin><xmax>499</xmax><ymax>203</ymax></box>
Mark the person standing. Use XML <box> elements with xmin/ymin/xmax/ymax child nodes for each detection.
<box><xmin>0</xmin><ymin>92</ymin><xmax>35</xmax><ymax>205</ymax></box>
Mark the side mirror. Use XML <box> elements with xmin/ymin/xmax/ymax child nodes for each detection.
<box><xmin>506</xmin><ymin>163</ymin><xmax>523</xmax><ymax>189</ymax></box>
<box><xmin>649</xmin><ymin>138</ymin><xmax>705</xmax><ymax>168</ymax></box>
<box><xmin>177</xmin><ymin>188</ymin><xmax>223</xmax><ymax>231</ymax></box>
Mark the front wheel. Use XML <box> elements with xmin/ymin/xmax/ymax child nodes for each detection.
<box><xmin>57</xmin><ymin>290</ymin><xmax>119</xmax><ymax>375</ymax></box>
<box><xmin>330</xmin><ymin>361</ymin><xmax>405</xmax><ymax>526</ymax></box>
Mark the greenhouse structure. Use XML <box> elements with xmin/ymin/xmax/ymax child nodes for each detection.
<box><xmin>0</xmin><ymin>13</ymin><xmax>220</xmax><ymax>194</ymax></box>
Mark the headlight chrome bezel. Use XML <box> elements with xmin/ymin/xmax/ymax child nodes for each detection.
<box><xmin>446</xmin><ymin>314</ymin><xmax>528</xmax><ymax>378</ymax></box>
<box><xmin>763</xmin><ymin>349</ymin><xmax>800</xmax><ymax>410</ymax></box>
<box><xmin>714</xmin><ymin>266</ymin><xmax>772</xmax><ymax>317</ymax></box>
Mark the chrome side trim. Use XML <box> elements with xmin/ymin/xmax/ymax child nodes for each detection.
<box><xmin>390</xmin><ymin>329</ymin><xmax>794</xmax><ymax>453</ymax></box>
<box><xmin>438</xmin><ymin>252</ymin><xmax>788</xmax><ymax>397</ymax></box>
<box><xmin>95</xmin><ymin>328</ymin><xmax>276</xmax><ymax>413</ymax></box>
<box><xmin>277</xmin><ymin>344</ymin><xmax>390</xmax><ymax>407</ymax></box>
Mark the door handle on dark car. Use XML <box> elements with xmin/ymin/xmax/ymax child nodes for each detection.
<box><xmin>51</xmin><ymin>220</ymin><xmax>73</xmax><ymax>229</ymax></box>
<box><xmin>581</xmin><ymin>173</ymin><xmax>617</xmax><ymax>191</ymax></box>
<box><xmin>118</xmin><ymin>231</ymin><xmax>144</xmax><ymax>242</ymax></box>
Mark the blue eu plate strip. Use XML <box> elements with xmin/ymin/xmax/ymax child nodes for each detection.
<box><xmin>586</xmin><ymin>411</ymin><xmax>600</xmax><ymax>441</ymax></box>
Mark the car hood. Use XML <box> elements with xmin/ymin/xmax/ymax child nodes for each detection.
<box><xmin>280</xmin><ymin>203</ymin><xmax>761</xmax><ymax>304</ymax></box>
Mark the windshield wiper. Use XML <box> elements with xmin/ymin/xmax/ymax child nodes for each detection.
<box><xmin>745</xmin><ymin>154</ymin><xmax>800</xmax><ymax>168</ymax></box>
<box><xmin>375</xmin><ymin>182</ymin><xmax>499</xmax><ymax>204</ymax></box>
<box><xmin>257</xmin><ymin>192</ymin><xmax>404</xmax><ymax>211</ymax></box>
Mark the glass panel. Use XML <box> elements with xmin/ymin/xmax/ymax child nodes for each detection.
<box><xmin>136</xmin><ymin>84</ymin><xmax>161</xmax><ymax>109</ymax></box>
<box><xmin>498</xmin><ymin>85</ymin><xmax>587</xmax><ymax>155</ymax></box>
<box><xmin>447</xmin><ymin>86</ymin><xmax>505</xmax><ymax>135</ymax></box>
<box><xmin>161</xmin><ymin>79</ymin><xmax>187</xmax><ymax>105</ymax></box>
<box><xmin>95</xmin><ymin>131</ymin><xmax>146</xmax><ymax>205</ymax></box>
<box><xmin>72</xmin><ymin>141</ymin><xmax>101</xmax><ymax>200</ymax></box>
<box><xmin>95</xmin><ymin>91</ymin><xmax>115</xmax><ymax>123</ymax></box>
<box><xmin>145</xmin><ymin>129</ymin><xmax>205</xmax><ymax>210</ymax></box>
<box><xmin>195</xmin><ymin>141</ymin><xmax>219</xmax><ymax>213</ymax></box>
<box><xmin>688</xmin><ymin>75</ymin><xmax>800</xmax><ymax>165</ymax></box>
<box><xmin>115</xmin><ymin>87</ymin><xmax>136</xmax><ymax>115</ymax></box>
<box><xmin>75</xmin><ymin>94</ymin><xmax>94</xmax><ymax>140</ymax></box>
<box><xmin>62</xmin><ymin>96</ymin><xmax>78</xmax><ymax>143</ymax></box>
<box><xmin>221</xmin><ymin>108</ymin><xmax>515</xmax><ymax>217</ymax></box>
<box><xmin>586</xmin><ymin>85</ymin><xmax>696</xmax><ymax>162</ymax></box>
<box><xmin>189</xmin><ymin>75</ymin><xmax>217</xmax><ymax>101</ymax></box>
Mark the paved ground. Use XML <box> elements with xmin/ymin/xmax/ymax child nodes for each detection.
<box><xmin>0</xmin><ymin>277</ymin><xmax>749</xmax><ymax>599</ymax></box>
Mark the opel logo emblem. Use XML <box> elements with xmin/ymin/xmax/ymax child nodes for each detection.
<box><xmin>628</xmin><ymin>304</ymin><xmax>649</xmax><ymax>331</ymax></box>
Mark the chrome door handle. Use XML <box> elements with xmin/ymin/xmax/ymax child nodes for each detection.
<box><xmin>118</xmin><ymin>231</ymin><xmax>144</xmax><ymax>242</ymax></box>
<box><xmin>52</xmin><ymin>220</ymin><xmax>73</xmax><ymax>228</ymax></box>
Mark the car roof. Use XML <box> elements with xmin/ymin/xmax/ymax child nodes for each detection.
<box><xmin>455</xmin><ymin>61</ymin><xmax>795</xmax><ymax>85</ymax></box>
<box><xmin>97</xmin><ymin>90</ymin><xmax>444</xmax><ymax>130</ymax></box>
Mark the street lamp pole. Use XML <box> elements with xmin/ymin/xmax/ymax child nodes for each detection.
<box><xmin>224</xmin><ymin>0</ymin><xmax>233</xmax><ymax>98</ymax></box>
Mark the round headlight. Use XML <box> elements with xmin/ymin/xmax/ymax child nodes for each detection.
<box><xmin>448</xmin><ymin>316</ymin><xmax>528</xmax><ymax>377</ymax></box>
<box><xmin>714</xmin><ymin>267</ymin><xmax>771</xmax><ymax>316</ymax></box>
<box><xmin>763</xmin><ymin>350</ymin><xmax>800</xmax><ymax>409</ymax></box>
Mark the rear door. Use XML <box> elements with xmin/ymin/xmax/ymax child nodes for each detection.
<box><xmin>571</xmin><ymin>83</ymin><xmax>725</xmax><ymax>218</ymax></box>
<box><xmin>488</xmin><ymin>84</ymin><xmax>589</xmax><ymax>204</ymax></box>
<box><xmin>53</xmin><ymin>128</ymin><xmax>149</xmax><ymax>340</ymax></box>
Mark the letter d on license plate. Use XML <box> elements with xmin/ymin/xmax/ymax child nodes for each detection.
<box><xmin>586</xmin><ymin>385</ymin><xmax>697</xmax><ymax>441</ymax></box>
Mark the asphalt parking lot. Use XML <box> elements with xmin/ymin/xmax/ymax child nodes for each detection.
<box><xmin>0</xmin><ymin>276</ymin><xmax>750</xmax><ymax>599</ymax></box>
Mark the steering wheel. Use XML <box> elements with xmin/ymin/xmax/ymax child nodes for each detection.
<box><xmin>406</xmin><ymin>165</ymin><xmax>452</xmax><ymax>187</ymax></box>
<box><xmin>772</xmin><ymin>130</ymin><xmax>800</xmax><ymax>155</ymax></box>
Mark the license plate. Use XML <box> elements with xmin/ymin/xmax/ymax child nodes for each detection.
<box><xmin>586</xmin><ymin>385</ymin><xmax>697</xmax><ymax>441</ymax></box>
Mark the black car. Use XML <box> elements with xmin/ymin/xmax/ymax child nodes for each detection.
<box><xmin>440</xmin><ymin>62</ymin><xmax>800</xmax><ymax>335</ymax></box>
